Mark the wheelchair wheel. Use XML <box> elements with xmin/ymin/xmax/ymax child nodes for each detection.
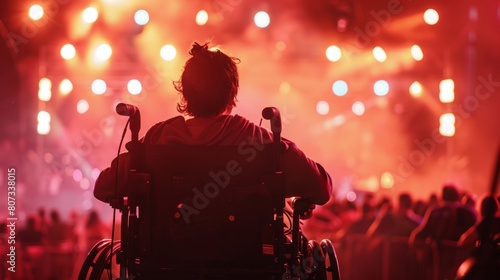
<box><xmin>320</xmin><ymin>239</ymin><xmax>341</xmax><ymax>280</ymax></box>
<box><xmin>306</xmin><ymin>239</ymin><xmax>328</xmax><ymax>280</ymax></box>
<box><xmin>78</xmin><ymin>239</ymin><xmax>121</xmax><ymax>280</ymax></box>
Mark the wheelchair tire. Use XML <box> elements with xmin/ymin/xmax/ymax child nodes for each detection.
<box><xmin>320</xmin><ymin>239</ymin><xmax>341</xmax><ymax>280</ymax></box>
<box><xmin>78</xmin><ymin>239</ymin><xmax>121</xmax><ymax>280</ymax></box>
<box><xmin>307</xmin><ymin>239</ymin><xmax>328</xmax><ymax>280</ymax></box>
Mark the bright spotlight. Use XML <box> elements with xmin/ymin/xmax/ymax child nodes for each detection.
<box><xmin>38</xmin><ymin>88</ymin><xmax>52</xmax><ymax>101</ymax></box>
<box><xmin>160</xmin><ymin>44</ymin><xmax>177</xmax><ymax>61</ymax></box>
<box><xmin>374</xmin><ymin>80</ymin><xmax>389</xmax><ymax>96</ymax></box>
<box><xmin>59</xmin><ymin>79</ymin><xmax>73</xmax><ymax>95</ymax></box>
<box><xmin>332</xmin><ymin>80</ymin><xmax>348</xmax><ymax>96</ymax></box>
<box><xmin>409</xmin><ymin>81</ymin><xmax>423</xmax><ymax>97</ymax></box>
<box><xmin>196</xmin><ymin>10</ymin><xmax>209</xmax><ymax>25</ymax></box>
<box><xmin>91</xmin><ymin>79</ymin><xmax>107</xmax><ymax>95</ymax></box>
<box><xmin>37</xmin><ymin>110</ymin><xmax>51</xmax><ymax>135</ymax></box>
<box><xmin>439</xmin><ymin>79</ymin><xmax>455</xmax><ymax>103</ymax></box>
<box><xmin>254</xmin><ymin>11</ymin><xmax>270</xmax><ymax>28</ymax></box>
<box><xmin>29</xmin><ymin>5</ymin><xmax>44</xmax><ymax>20</ymax></box>
<box><xmin>94</xmin><ymin>43</ymin><xmax>112</xmax><ymax>62</ymax></box>
<box><xmin>380</xmin><ymin>172</ymin><xmax>394</xmax><ymax>189</ymax></box>
<box><xmin>439</xmin><ymin>113</ymin><xmax>456</xmax><ymax>137</ymax></box>
<box><xmin>326</xmin><ymin>45</ymin><xmax>342</xmax><ymax>62</ymax></box>
<box><xmin>134</xmin><ymin>9</ymin><xmax>149</xmax><ymax>26</ymax></box>
<box><xmin>82</xmin><ymin>7</ymin><xmax>99</xmax><ymax>23</ymax></box>
<box><xmin>39</xmin><ymin>77</ymin><xmax>52</xmax><ymax>89</ymax></box>
<box><xmin>37</xmin><ymin>110</ymin><xmax>51</xmax><ymax>123</ymax></box>
<box><xmin>411</xmin><ymin>45</ymin><xmax>423</xmax><ymax>61</ymax></box>
<box><xmin>373</xmin><ymin>46</ymin><xmax>387</xmax><ymax>62</ymax></box>
<box><xmin>352</xmin><ymin>101</ymin><xmax>365</xmax><ymax>116</ymax></box>
<box><xmin>127</xmin><ymin>79</ymin><xmax>142</xmax><ymax>95</ymax></box>
<box><xmin>37</xmin><ymin>122</ymin><xmax>51</xmax><ymax>135</ymax></box>
<box><xmin>316</xmin><ymin>101</ymin><xmax>330</xmax><ymax>115</ymax></box>
<box><xmin>77</xmin><ymin>99</ymin><xmax>90</xmax><ymax>114</ymax></box>
<box><xmin>60</xmin><ymin>44</ymin><xmax>76</xmax><ymax>60</ymax></box>
<box><xmin>424</xmin><ymin>9</ymin><xmax>439</xmax><ymax>25</ymax></box>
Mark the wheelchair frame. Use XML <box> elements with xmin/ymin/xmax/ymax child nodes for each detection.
<box><xmin>79</xmin><ymin>107</ymin><xmax>341</xmax><ymax>280</ymax></box>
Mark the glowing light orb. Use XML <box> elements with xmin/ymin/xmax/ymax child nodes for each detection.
<box><xmin>254</xmin><ymin>11</ymin><xmax>270</xmax><ymax>28</ymax></box>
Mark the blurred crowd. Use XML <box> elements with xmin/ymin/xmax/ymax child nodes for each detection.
<box><xmin>1</xmin><ymin>184</ymin><xmax>499</xmax><ymax>280</ymax></box>
<box><xmin>303</xmin><ymin>184</ymin><xmax>500</xmax><ymax>280</ymax></box>
<box><xmin>0</xmin><ymin>208</ymin><xmax>111</xmax><ymax>280</ymax></box>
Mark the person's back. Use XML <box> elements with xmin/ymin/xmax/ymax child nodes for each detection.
<box><xmin>94</xmin><ymin>42</ymin><xmax>331</xmax><ymax>206</ymax></box>
<box><xmin>459</xmin><ymin>195</ymin><xmax>500</xmax><ymax>247</ymax></box>
<box><xmin>411</xmin><ymin>185</ymin><xmax>477</xmax><ymax>243</ymax></box>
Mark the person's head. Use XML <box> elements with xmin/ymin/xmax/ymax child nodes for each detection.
<box><xmin>398</xmin><ymin>192</ymin><xmax>413</xmax><ymax>211</ymax></box>
<box><xmin>174</xmin><ymin>42</ymin><xmax>240</xmax><ymax>118</ymax></box>
<box><xmin>480</xmin><ymin>195</ymin><xmax>499</xmax><ymax>218</ymax></box>
<box><xmin>50</xmin><ymin>209</ymin><xmax>60</xmax><ymax>223</ymax></box>
<box><xmin>86</xmin><ymin>210</ymin><xmax>100</xmax><ymax>228</ymax></box>
<box><xmin>442</xmin><ymin>184</ymin><xmax>460</xmax><ymax>202</ymax></box>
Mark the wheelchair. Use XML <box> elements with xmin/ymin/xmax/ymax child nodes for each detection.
<box><xmin>79</xmin><ymin>106</ymin><xmax>341</xmax><ymax>280</ymax></box>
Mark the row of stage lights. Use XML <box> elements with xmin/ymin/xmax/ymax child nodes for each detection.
<box><xmin>32</xmin><ymin>3</ymin><xmax>453</xmax><ymax>137</ymax></box>
<box><xmin>36</xmin><ymin>75</ymin><xmax>456</xmax><ymax>137</ymax></box>
<box><xmin>30</xmin><ymin>0</ymin><xmax>436</xmax><ymax>65</ymax></box>
<box><xmin>28</xmin><ymin>3</ymin><xmax>441</xmax><ymax>30</ymax></box>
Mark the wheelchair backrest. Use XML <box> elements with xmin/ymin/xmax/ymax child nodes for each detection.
<box><xmin>134</xmin><ymin>143</ymin><xmax>281</xmax><ymax>267</ymax></box>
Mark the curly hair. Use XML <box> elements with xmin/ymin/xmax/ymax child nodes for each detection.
<box><xmin>174</xmin><ymin>42</ymin><xmax>240</xmax><ymax>117</ymax></box>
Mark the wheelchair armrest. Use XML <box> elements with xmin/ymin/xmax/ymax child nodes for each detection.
<box><xmin>292</xmin><ymin>197</ymin><xmax>315</xmax><ymax>220</ymax></box>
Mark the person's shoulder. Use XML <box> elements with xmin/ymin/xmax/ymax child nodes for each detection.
<box><xmin>143</xmin><ymin>116</ymin><xmax>185</xmax><ymax>143</ymax></box>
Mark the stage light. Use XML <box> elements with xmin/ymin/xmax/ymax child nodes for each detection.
<box><xmin>82</xmin><ymin>7</ymin><xmax>98</xmax><ymax>23</ymax></box>
<box><xmin>29</xmin><ymin>5</ymin><xmax>44</xmax><ymax>20</ymax></box>
<box><xmin>439</xmin><ymin>79</ymin><xmax>455</xmax><ymax>103</ymax></box>
<box><xmin>80</xmin><ymin>178</ymin><xmax>90</xmax><ymax>190</ymax></box>
<box><xmin>37</xmin><ymin>122</ymin><xmax>51</xmax><ymax>135</ymax></box>
<box><xmin>60</xmin><ymin>44</ymin><xmax>76</xmax><ymax>60</ymax></box>
<box><xmin>275</xmin><ymin>41</ymin><xmax>286</xmax><ymax>51</ymax></box>
<box><xmin>279</xmin><ymin>81</ymin><xmax>291</xmax><ymax>95</ymax></box>
<box><xmin>160</xmin><ymin>44</ymin><xmax>176</xmax><ymax>61</ymax></box>
<box><xmin>38</xmin><ymin>88</ymin><xmax>52</xmax><ymax>101</ymax></box>
<box><xmin>196</xmin><ymin>10</ymin><xmax>209</xmax><ymax>25</ymax></box>
<box><xmin>352</xmin><ymin>101</ymin><xmax>365</xmax><ymax>116</ymax></box>
<box><xmin>380</xmin><ymin>172</ymin><xmax>394</xmax><ymax>189</ymax></box>
<box><xmin>439</xmin><ymin>113</ymin><xmax>455</xmax><ymax>137</ymax></box>
<box><xmin>346</xmin><ymin>191</ymin><xmax>357</xmax><ymax>202</ymax></box>
<box><xmin>39</xmin><ymin>77</ymin><xmax>52</xmax><ymax>101</ymax></box>
<box><xmin>94</xmin><ymin>43</ymin><xmax>112</xmax><ymax>62</ymax></box>
<box><xmin>326</xmin><ymin>45</ymin><xmax>342</xmax><ymax>62</ymax></box>
<box><xmin>72</xmin><ymin>169</ymin><xmax>83</xmax><ymax>182</ymax></box>
<box><xmin>254</xmin><ymin>11</ymin><xmax>270</xmax><ymax>28</ymax></box>
<box><xmin>91</xmin><ymin>79</ymin><xmax>107</xmax><ymax>95</ymax></box>
<box><xmin>134</xmin><ymin>9</ymin><xmax>149</xmax><ymax>26</ymax></box>
<box><xmin>37</xmin><ymin>110</ymin><xmax>51</xmax><ymax>123</ymax></box>
<box><xmin>316</xmin><ymin>101</ymin><xmax>330</xmax><ymax>115</ymax></box>
<box><xmin>127</xmin><ymin>79</ymin><xmax>142</xmax><ymax>95</ymax></box>
<box><xmin>37</xmin><ymin>110</ymin><xmax>51</xmax><ymax>135</ymax></box>
<box><xmin>374</xmin><ymin>80</ymin><xmax>389</xmax><ymax>96</ymax></box>
<box><xmin>332</xmin><ymin>80</ymin><xmax>348</xmax><ymax>96</ymax></box>
<box><xmin>373</xmin><ymin>46</ymin><xmax>387</xmax><ymax>62</ymax></box>
<box><xmin>39</xmin><ymin>77</ymin><xmax>52</xmax><ymax>90</ymax></box>
<box><xmin>409</xmin><ymin>81</ymin><xmax>423</xmax><ymax>97</ymax></box>
<box><xmin>77</xmin><ymin>99</ymin><xmax>90</xmax><ymax>114</ymax></box>
<box><xmin>59</xmin><ymin>79</ymin><xmax>73</xmax><ymax>95</ymax></box>
<box><xmin>424</xmin><ymin>9</ymin><xmax>439</xmax><ymax>25</ymax></box>
<box><xmin>91</xmin><ymin>168</ymin><xmax>100</xmax><ymax>180</ymax></box>
<box><xmin>411</xmin><ymin>45</ymin><xmax>423</xmax><ymax>61</ymax></box>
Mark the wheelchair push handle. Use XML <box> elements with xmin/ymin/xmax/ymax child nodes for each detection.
<box><xmin>262</xmin><ymin>107</ymin><xmax>282</xmax><ymax>134</ymax></box>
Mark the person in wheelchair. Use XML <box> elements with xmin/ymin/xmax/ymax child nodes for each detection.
<box><xmin>94</xmin><ymin>41</ymin><xmax>331</xmax><ymax>207</ymax></box>
<box><xmin>91</xmin><ymin>41</ymin><xmax>333</xmax><ymax>279</ymax></box>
